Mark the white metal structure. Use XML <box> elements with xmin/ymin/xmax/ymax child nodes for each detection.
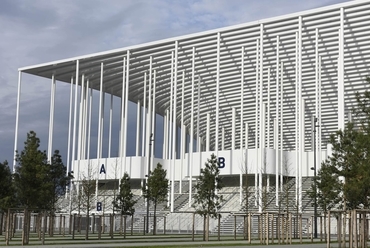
<box><xmin>15</xmin><ymin>0</ymin><xmax>370</xmax><ymax>213</ymax></box>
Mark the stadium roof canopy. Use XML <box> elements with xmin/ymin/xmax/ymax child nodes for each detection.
<box><xmin>18</xmin><ymin>0</ymin><xmax>370</xmax><ymax>150</ymax></box>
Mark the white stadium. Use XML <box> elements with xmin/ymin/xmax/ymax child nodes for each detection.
<box><xmin>14</xmin><ymin>0</ymin><xmax>370</xmax><ymax>221</ymax></box>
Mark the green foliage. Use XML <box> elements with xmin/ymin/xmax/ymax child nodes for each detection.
<box><xmin>13</xmin><ymin>131</ymin><xmax>69</xmax><ymax>212</ymax></box>
<box><xmin>309</xmin><ymin>162</ymin><xmax>341</xmax><ymax>213</ymax></box>
<box><xmin>48</xmin><ymin>150</ymin><xmax>70</xmax><ymax>213</ymax></box>
<box><xmin>192</xmin><ymin>153</ymin><xmax>224</xmax><ymax>218</ymax></box>
<box><xmin>113</xmin><ymin>172</ymin><xmax>137</xmax><ymax>216</ymax></box>
<box><xmin>142</xmin><ymin>163</ymin><xmax>168</xmax><ymax>209</ymax></box>
<box><xmin>14</xmin><ymin>131</ymin><xmax>50</xmax><ymax>209</ymax></box>
<box><xmin>313</xmin><ymin>77</ymin><xmax>370</xmax><ymax>210</ymax></box>
<box><xmin>0</xmin><ymin>160</ymin><xmax>15</xmax><ymax>211</ymax></box>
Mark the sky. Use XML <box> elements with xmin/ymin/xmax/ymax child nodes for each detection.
<box><xmin>0</xmin><ymin>0</ymin><xmax>351</xmax><ymax>169</ymax></box>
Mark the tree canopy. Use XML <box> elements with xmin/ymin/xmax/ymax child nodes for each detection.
<box><xmin>193</xmin><ymin>153</ymin><xmax>224</xmax><ymax>217</ymax></box>
<box><xmin>13</xmin><ymin>131</ymin><xmax>69</xmax><ymax>211</ymax></box>
<box><xmin>142</xmin><ymin>163</ymin><xmax>168</xmax><ymax>234</ymax></box>
<box><xmin>313</xmin><ymin>77</ymin><xmax>370</xmax><ymax>210</ymax></box>
<box><xmin>0</xmin><ymin>160</ymin><xmax>15</xmax><ymax>211</ymax></box>
<box><xmin>113</xmin><ymin>172</ymin><xmax>137</xmax><ymax>216</ymax></box>
<box><xmin>192</xmin><ymin>153</ymin><xmax>224</xmax><ymax>241</ymax></box>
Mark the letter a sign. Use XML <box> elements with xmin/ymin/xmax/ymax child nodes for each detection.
<box><xmin>100</xmin><ymin>164</ymin><xmax>106</xmax><ymax>174</ymax></box>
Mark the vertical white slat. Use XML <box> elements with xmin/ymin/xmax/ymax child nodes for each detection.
<box><xmin>136</xmin><ymin>100</ymin><xmax>141</xmax><ymax>156</ymax></box>
<box><xmin>123</xmin><ymin>51</ymin><xmax>130</xmax><ymax>173</ymax></box>
<box><xmin>338</xmin><ymin>8</ymin><xmax>345</xmax><ymax>131</ymax></box>
<box><xmin>215</xmin><ymin>32</ymin><xmax>220</xmax><ymax>152</ymax></box>
<box><xmin>141</xmin><ymin>72</ymin><xmax>147</xmax><ymax>157</ymax></box>
<box><xmin>189</xmin><ymin>47</ymin><xmax>195</xmax><ymax>205</ymax></box>
<box><xmin>48</xmin><ymin>74</ymin><xmax>56</xmax><ymax>162</ymax></box>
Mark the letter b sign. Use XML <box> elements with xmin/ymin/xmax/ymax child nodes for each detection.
<box><xmin>97</xmin><ymin>202</ymin><xmax>102</xmax><ymax>211</ymax></box>
<box><xmin>218</xmin><ymin>157</ymin><xmax>225</xmax><ymax>169</ymax></box>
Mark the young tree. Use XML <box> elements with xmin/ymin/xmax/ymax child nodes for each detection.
<box><xmin>0</xmin><ymin>160</ymin><xmax>15</xmax><ymax>211</ymax></box>
<box><xmin>13</xmin><ymin>131</ymin><xmax>50</xmax><ymax>209</ymax></box>
<box><xmin>79</xmin><ymin>175</ymin><xmax>96</xmax><ymax>240</ymax></box>
<box><xmin>312</xmin><ymin>77</ymin><xmax>370</xmax><ymax>211</ymax></box>
<box><xmin>0</xmin><ymin>160</ymin><xmax>15</xmax><ymax>235</ymax></box>
<box><xmin>48</xmin><ymin>150</ymin><xmax>70</xmax><ymax>214</ymax></box>
<box><xmin>142</xmin><ymin>163</ymin><xmax>168</xmax><ymax>235</ymax></box>
<box><xmin>113</xmin><ymin>172</ymin><xmax>137</xmax><ymax>236</ymax></box>
<box><xmin>192</xmin><ymin>153</ymin><xmax>224</xmax><ymax>241</ymax></box>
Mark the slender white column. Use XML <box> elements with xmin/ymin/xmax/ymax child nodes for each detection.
<box><xmin>189</xmin><ymin>47</ymin><xmax>195</xmax><ymax>205</ymax></box>
<box><xmin>180</xmin><ymin>71</ymin><xmax>185</xmax><ymax>193</ymax></box>
<box><xmin>123</xmin><ymin>51</ymin><xmax>130</xmax><ymax>173</ymax></box>
<box><xmin>275</xmin><ymin>36</ymin><xmax>280</xmax><ymax>193</ymax></box>
<box><xmin>298</xmin><ymin>16</ymin><xmax>303</xmax><ymax>212</ymax></box>
<box><xmin>77</xmin><ymin>74</ymin><xmax>85</xmax><ymax>161</ymax></box>
<box><xmin>240</xmin><ymin>47</ymin><xmax>244</xmax><ymax>149</ymax></box>
<box><xmin>299</xmin><ymin>98</ymin><xmax>305</xmax><ymax>212</ymax></box>
<box><xmin>141</xmin><ymin>72</ymin><xmax>147</xmax><ymax>157</ymax></box>
<box><xmin>171</xmin><ymin>41</ymin><xmax>178</xmax><ymax>212</ymax></box>
<box><xmin>120</xmin><ymin>58</ymin><xmax>126</xmax><ymax>158</ymax></box>
<box><xmin>258</xmin><ymin>103</ymin><xmax>265</xmax><ymax>212</ymax></box>
<box><xmin>87</xmin><ymin>88</ymin><xmax>93</xmax><ymax>160</ymax></box>
<box><xmin>221</xmin><ymin>127</ymin><xmax>225</xmax><ymax>150</ymax></box>
<box><xmin>197</xmin><ymin>76</ymin><xmax>201</xmax><ymax>152</ymax></box>
<box><xmin>108</xmin><ymin>94</ymin><xmax>113</xmax><ymax>158</ymax></box>
<box><xmin>267</xmin><ymin>68</ymin><xmax>270</xmax><ymax>148</ymax></box>
<box><xmin>71</xmin><ymin>60</ymin><xmax>79</xmax><ymax>178</ymax></box>
<box><xmin>97</xmin><ymin>65</ymin><xmax>104</xmax><ymax>160</ymax></box>
<box><xmin>150</xmin><ymin>70</ymin><xmax>157</xmax><ymax>160</ymax></box>
<box><xmin>280</xmin><ymin>62</ymin><xmax>284</xmax><ymax>192</ymax></box>
<box><xmin>241</xmin><ymin>122</ymin><xmax>249</xmax><ymax>204</ymax></box>
<box><xmin>136</xmin><ymin>100</ymin><xmax>141</xmax><ymax>156</ymax></box>
<box><xmin>170</xmin><ymin>59</ymin><xmax>177</xmax><ymax>208</ymax></box>
<box><xmin>163</xmin><ymin>110</ymin><xmax>168</xmax><ymax>159</ymax></box>
<box><xmin>66</xmin><ymin>76</ymin><xmax>74</xmax><ymax>178</ymax></box>
<box><xmin>168</xmin><ymin>54</ymin><xmax>173</xmax><ymax>160</ymax></box>
<box><xmin>255</xmin><ymin>38</ymin><xmax>259</xmax><ymax>208</ymax></box>
<box><xmin>239</xmin><ymin>47</ymin><xmax>245</xmax><ymax>204</ymax></box>
<box><xmin>66</xmin><ymin>74</ymin><xmax>74</xmax><ymax>204</ymax></box>
<box><xmin>338</xmin><ymin>8</ymin><xmax>344</xmax><ymax>130</ymax></box>
<box><xmin>295</xmin><ymin>31</ymin><xmax>299</xmax><ymax>204</ymax></box>
<box><xmin>146</xmin><ymin>57</ymin><xmax>152</xmax><ymax>173</ymax></box>
<box><xmin>258</xmin><ymin>24</ymin><xmax>264</xmax><ymax>213</ymax></box>
<box><xmin>318</xmin><ymin>56</ymin><xmax>322</xmax><ymax>170</ymax></box>
<box><xmin>13</xmin><ymin>71</ymin><xmax>22</xmax><ymax>172</ymax></box>
<box><xmin>244</xmin><ymin>123</ymin><xmax>248</xmax><ymax>149</ymax></box>
<box><xmin>82</xmin><ymin>80</ymin><xmax>89</xmax><ymax>159</ymax></box>
<box><xmin>259</xmin><ymin>24</ymin><xmax>264</xmax><ymax>151</ymax></box>
<box><xmin>215</xmin><ymin>32</ymin><xmax>220</xmax><ymax>152</ymax></box>
<box><xmin>151</xmin><ymin>69</ymin><xmax>156</xmax><ymax>170</ymax></box>
<box><xmin>48</xmin><ymin>74</ymin><xmax>56</xmax><ymax>162</ymax></box>
<box><xmin>206</xmin><ymin>113</ymin><xmax>210</xmax><ymax>152</ymax></box>
<box><xmin>232</xmin><ymin>108</ymin><xmax>236</xmax><ymax>149</ymax></box>
<box><xmin>315</xmin><ymin>29</ymin><xmax>320</xmax><ymax>173</ymax></box>
<box><xmin>96</xmin><ymin>64</ymin><xmax>104</xmax><ymax>202</ymax></box>
<box><xmin>315</xmin><ymin>29</ymin><xmax>319</xmax><ymax>126</ymax></box>
<box><xmin>274</xmin><ymin>118</ymin><xmax>278</xmax><ymax>206</ymax></box>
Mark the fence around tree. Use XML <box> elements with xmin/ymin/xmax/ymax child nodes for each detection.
<box><xmin>1</xmin><ymin>209</ymin><xmax>370</xmax><ymax>247</ymax></box>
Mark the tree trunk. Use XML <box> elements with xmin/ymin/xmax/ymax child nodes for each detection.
<box><xmin>153</xmin><ymin>202</ymin><xmax>157</xmax><ymax>235</ymax></box>
<box><xmin>206</xmin><ymin>214</ymin><xmax>210</xmax><ymax>241</ymax></box>
<box><xmin>123</xmin><ymin>215</ymin><xmax>127</xmax><ymax>239</ymax></box>
<box><xmin>0</xmin><ymin>212</ymin><xmax>3</xmax><ymax>235</ymax></box>
<box><xmin>85</xmin><ymin>211</ymin><xmax>89</xmax><ymax>240</ymax></box>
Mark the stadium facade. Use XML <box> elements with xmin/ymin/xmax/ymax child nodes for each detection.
<box><xmin>15</xmin><ymin>0</ymin><xmax>370</xmax><ymax>213</ymax></box>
